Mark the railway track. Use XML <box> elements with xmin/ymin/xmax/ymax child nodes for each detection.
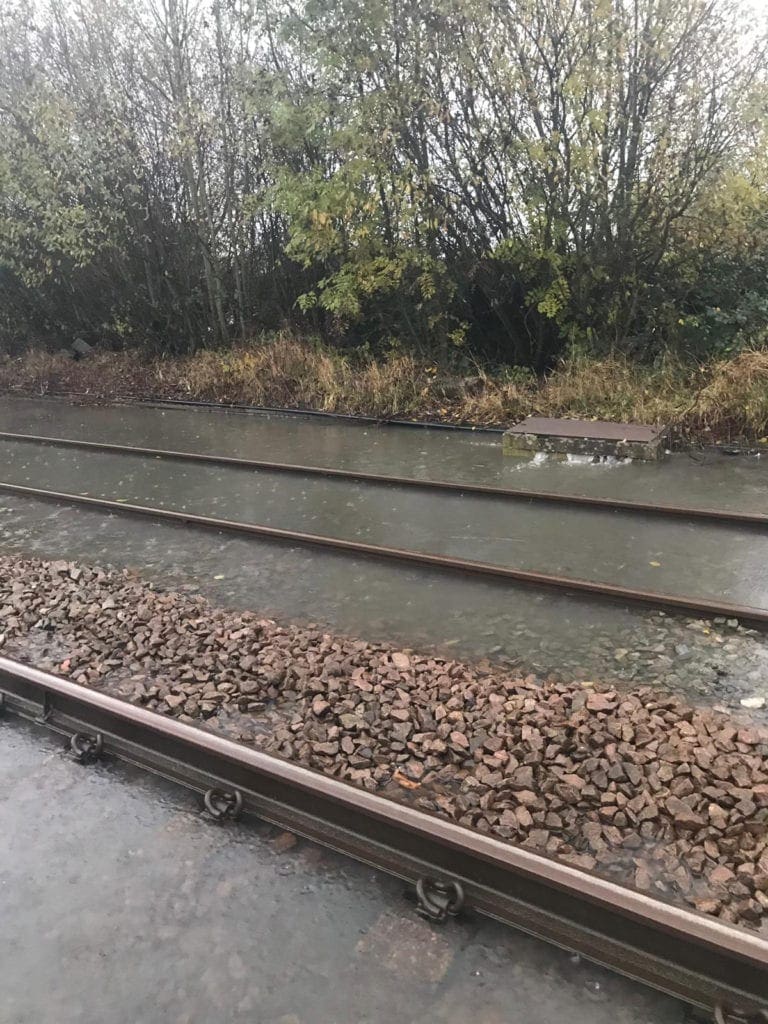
<box><xmin>0</xmin><ymin>653</ymin><xmax>765</xmax><ymax>1018</ymax></box>
<box><xmin>1</xmin><ymin>429</ymin><xmax>768</xmax><ymax>624</ymax></box>
<box><xmin>3</xmin><ymin>477</ymin><xmax>768</xmax><ymax>625</ymax></box>
<box><xmin>2</xmin><ymin>414</ymin><xmax>768</xmax><ymax>1016</ymax></box>
<box><xmin>1</xmin><ymin>428</ymin><xmax>767</xmax><ymax>528</ymax></box>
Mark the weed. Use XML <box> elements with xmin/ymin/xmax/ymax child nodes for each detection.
<box><xmin>2</xmin><ymin>335</ymin><xmax>767</xmax><ymax>442</ymax></box>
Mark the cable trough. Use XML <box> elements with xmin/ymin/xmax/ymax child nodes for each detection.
<box><xmin>2</xmin><ymin>478</ymin><xmax>768</xmax><ymax>625</ymax></box>
<box><xmin>0</xmin><ymin>655</ymin><xmax>765</xmax><ymax>1017</ymax></box>
<box><xmin>1</xmin><ymin>429</ymin><xmax>766</xmax><ymax>528</ymax></box>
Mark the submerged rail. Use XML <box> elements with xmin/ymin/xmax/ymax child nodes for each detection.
<box><xmin>0</xmin><ymin>654</ymin><xmax>766</xmax><ymax>1016</ymax></box>
<box><xmin>0</xmin><ymin>429</ymin><xmax>765</xmax><ymax>528</ymax></box>
<box><xmin>2</xmin><ymin>477</ymin><xmax>768</xmax><ymax>625</ymax></box>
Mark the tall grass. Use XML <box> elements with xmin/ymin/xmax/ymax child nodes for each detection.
<box><xmin>176</xmin><ymin>338</ymin><xmax>431</xmax><ymax>416</ymax></box>
<box><xmin>2</xmin><ymin>334</ymin><xmax>768</xmax><ymax>441</ymax></box>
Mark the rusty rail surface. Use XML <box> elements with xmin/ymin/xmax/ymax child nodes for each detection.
<box><xmin>0</xmin><ymin>655</ymin><xmax>765</xmax><ymax>1016</ymax></box>
<box><xmin>1</xmin><ymin>429</ymin><xmax>766</xmax><ymax>528</ymax></box>
<box><xmin>2</xmin><ymin>478</ymin><xmax>768</xmax><ymax>625</ymax></box>
<box><xmin>1</xmin><ymin>392</ymin><xmax>502</xmax><ymax>433</ymax></box>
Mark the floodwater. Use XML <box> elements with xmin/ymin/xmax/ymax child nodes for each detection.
<box><xmin>1</xmin><ymin>438</ymin><xmax>768</xmax><ymax>607</ymax></box>
<box><xmin>1</xmin><ymin>720</ymin><xmax>682</xmax><ymax>1024</ymax></box>
<box><xmin>3</xmin><ymin>393</ymin><xmax>768</xmax><ymax>510</ymax></box>
<box><xmin>1</xmin><ymin>396</ymin><xmax>768</xmax><ymax>707</ymax></box>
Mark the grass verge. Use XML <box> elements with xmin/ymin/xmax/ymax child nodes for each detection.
<box><xmin>2</xmin><ymin>334</ymin><xmax>768</xmax><ymax>443</ymax></box>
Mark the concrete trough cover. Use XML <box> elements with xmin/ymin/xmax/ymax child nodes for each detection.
<box><xmin>503</xmin><ymin>416</ymin><xmax>667</xmax><ymax>461</ymax></box>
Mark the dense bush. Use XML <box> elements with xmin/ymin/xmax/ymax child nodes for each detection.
<box><xmin>0</xmin><ymin>0</ymin><xmax>766</xmax><ymax>366</ymax></box>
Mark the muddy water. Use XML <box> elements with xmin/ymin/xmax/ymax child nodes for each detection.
<box><xmin>1</xmin><ymin>439</ymin><xmax>768</xmax><ymax>608</ymax></box>
<box><xmin>3</xmin><ymin>394</ymin><xmax>768</xmax><ymax>511</ymax></box>
<box><xmin>1</xmin><ymin>396</ymin><xmax>768</xmax><ymax>708</ymax></box>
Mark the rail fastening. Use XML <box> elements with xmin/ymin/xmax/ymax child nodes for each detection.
<box><xmin>0</xmin><ymin>655</ymin><xmax>765</xmax><ymax>1016</ymax></box>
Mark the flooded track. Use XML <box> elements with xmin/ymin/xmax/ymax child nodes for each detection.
<box><xmin>4</xmin><ymin>394</ymin><xmax>768</xmax><ymax>508</ymax></box>
<box><xmin>0</xmin><ymin>706</ymin><xmax>686</xmax><ymax>1024</ymax></box>
<box><xmin>2</xmin><ymin>477</ymin><xmax>768</xmax><ymax>627</ymax></box>
<box><xmin>3</xmin><ymin>655</ymin><xmax>766</xmax><ymax>1017</ymax></box>
<box><xmin>2</xmin><ymin>396</ymin><xmax>768</xmax><ymax>705</ymax></box>
<box><xmin>2</xmin><ymin>428</ymin><xmax>767</xmax><ymax>528</ymax></box>
<box><xmin>2</xmin><ymin>397</ymin><xmax>768</xmax><ymax>1017</ymax></box>
<box><xmin>3</xmin><ymin>432</ymin><xmax>768</xmax><ymax>608</ymax></box>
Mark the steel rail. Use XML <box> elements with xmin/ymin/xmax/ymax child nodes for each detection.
<box><xmin>0</xmin><ymin>655</ymin><xmax>765</xmax><ymax>1016</ymax></box>
<box><xmin>134</xmin><ymin>396</ymin><xmax>504</xmax><ymax>432</ymax></box>
<box><xmin>2</xmin><ymin>477</ymin><xmax>768</xmax><ymax>625</ymax></box>
<box><xmin>1</xmin><ymin>429</ymin><xmax>765</xmax><ymax>528</ymax></box>
<box><xmin>1</xmin><ymin>390</ymin><xmax>503</xmax><ymax>432</ymax></box>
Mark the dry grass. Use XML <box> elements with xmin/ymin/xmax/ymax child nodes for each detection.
<box><xmin>532</xmin><ymin>353</ymin><xmax>697</xmax><ymax>425</ymax></box>
<box><xmin>692</xmin><ymin>350</ymin><xmax>768</xmax><ymax>439</ymax></box>
<box><xmin>175</xmin><ymin>338</ymin><xmax>432</xmax><ymax>416</ymax></box>
<box><xmin>2</xmin><ymin>334</ymin><xmax>768</xmax><ymax>442</ymax></box>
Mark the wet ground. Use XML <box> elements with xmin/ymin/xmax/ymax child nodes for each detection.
<box><xmin>5</xmin><ymin>554</ymin><xmax>767</xmax><ymax>928</ymax></box>
<box><xmin>0</xmin><ymin>717</ymin><xmax>684</xmax><ymax>1024</ymax></box>
<box><xmin>3</xmin><ymin>394</ymin><xmax>768</xmax><ymax>508</ymax></box>
<box><xmin>1</xmin><ymin>396</ymin><xmax>767</xmax><ymax>709</ymax></box>
<box><xmin>2</xmin><ymin>439</ymin><xmax>768</xmax><ymax>607</ymax></box>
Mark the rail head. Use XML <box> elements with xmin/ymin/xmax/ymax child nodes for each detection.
<box><xmin>1</xmin><ymin>428</ymin><xmax>767</xmax><ymax>529</ymax></box>
<box><xmin>0</xmin><ymin>655</ymin><xmax>766</xmax><ymax>1016</ymax></box>
<box><xmin>2</xmin><ymin>477</ymin><xmax>768</xmax><ymax>626</ymax></box>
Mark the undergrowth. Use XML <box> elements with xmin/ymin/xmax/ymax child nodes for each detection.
<box><xmin>2</xmin><ymin>334</ymin><xmax>768</xmax><ymax>442</ymax></box>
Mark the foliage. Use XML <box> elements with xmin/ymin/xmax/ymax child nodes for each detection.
<box><xmin>0</xmin><ymin>0</ymin><xmax>766</xmax><ymax>365</ymax></box>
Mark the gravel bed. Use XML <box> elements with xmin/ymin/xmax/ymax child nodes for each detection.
<box><xmin>3</xmin><ymin>495</ymin><xmax>768</xmax><ymax>710</ymax></box>
<box><xmin>2</xmin><ymin>555</ymin><xmax>768</xmax><ymax>928</ymax></box>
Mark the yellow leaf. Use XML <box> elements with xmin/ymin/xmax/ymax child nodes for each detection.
<box><xmin>393</xmin><ymin>770</ymin><xmax>420</xmax><ymax>790</ymax></box>
<box><xmin>649</xmin><ymin>560</ymin><xmax>661</xmax><ymax>567</ymax></box>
